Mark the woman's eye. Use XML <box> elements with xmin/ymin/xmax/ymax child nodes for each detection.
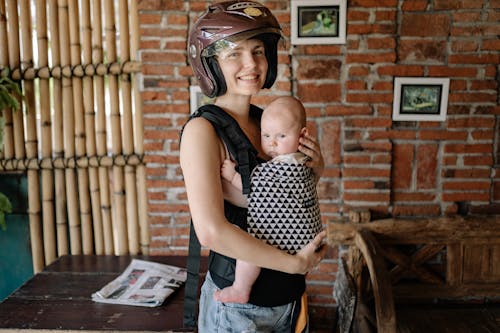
<box><xmin>253</xmin><ymin>48</ymin><xmax>265</xmax><ymax>56</ymax></box>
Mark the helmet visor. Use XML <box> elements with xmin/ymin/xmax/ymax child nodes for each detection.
<box><xmin>201</xmin><ymin>27</ymin><xmax>282</xmax><ymax>58</ymax></box>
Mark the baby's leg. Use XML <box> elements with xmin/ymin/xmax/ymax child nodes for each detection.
<box><xmin>213</xmin><ymin>259</ymin><xmax>260</xmax><ymax>303</ymax></box>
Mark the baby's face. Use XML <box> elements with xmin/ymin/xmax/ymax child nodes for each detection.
<box><xmin>261</xmin><ymin>110</ymin><xmax>302</xmax><ymax>158</ymax></box>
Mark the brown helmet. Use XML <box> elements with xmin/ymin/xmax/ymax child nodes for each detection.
<box><xmin>188</xmin><ymin>1</ymin><xmax>282</xmax><ymax>98</ymax></box>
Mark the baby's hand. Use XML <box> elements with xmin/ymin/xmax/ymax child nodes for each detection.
<box><xmin>221</xmin><ymin>159</ymin><xmax>237</xmax><ymax>182</ymax></box>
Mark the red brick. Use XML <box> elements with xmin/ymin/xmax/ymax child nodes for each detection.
<box><xmin>435</xmin><ymin>0</ymin><xmax>486</xmax><ymax>9</ymax></box>
<box><xmin>296</xmin><ymin>83</ymin><xmax>341</xmax><ymax>103</ymax></box>
<box><xmin>443</xmin><ymin>181</ymin><xmax>491</xmax><ymax>191</ymax></box>
<box><xmin>442</xmin><ymin>168</ymin><xmax>491</xmax><ymax>178</ymax></box>
<box><xmin>349</xmin><ymin>65</ymin><xmax>371</xmax><ymax>76</ymax></box>
<box><xmin>295</xmin><ymin>58</ymin><xmax>341</xmax><ymax>80</ymax></box>
<box><xmin>427</xmin><ymin>66</ymin><xmax>477</xmax><ymax>77</ymax></box>
<box><xmin>320</xmin><ymin>120</ymin><xmax>341</xmax><ymax>165</ymax></box>
<box><xmin>325</xmin><ymin>105</ymin><xmax>372</xmax><ymax>116</ymax></box>
<box><xmin>393</xmin><ymin>205</ymin><xmax>441</xmax><ymax>217</ymax></box>
<box><xmin>447</xmin><ymin>117</ymin><xmax>495</xmax><ymax>129</ymax></box>
<box><xmin>416</xmin><ymin>144</ymin><xmax>438</xmax><ymax>189</ymax></box>
<box><xmin>346</xmin><ymin>52</ymin><xmax>397</xmax><ymax>64</ymax></box>
<box><xmin>139</xmin><ymin>13</ymin><xmax>162</xmax><ymax>25</ymax></box>
<box><xmin>442</xmin><ymin>192</ymin><xmax>490</xmax><ymax>202</ymax></box>
<box><xmin>449</xmin><ymin>54</ymin><xmax>500</xmax><ymax>65</ymax></box>
<box><xmin>377</xmin><ymin>65</ymin><xmax>424</xmax><ymax>76</ymax></box>
<box><xmin>375</xmin><ymin>10</ymin><xmax>397</xmax><ymax>21</ymax></box>
<box><xmin>343</xmin><ymin>192</ymin><xmax>391</xmax><ymax>202</ymax></box>
<box><xmin>398</xmin><ymin>40</ymin><xmax>447</xmax><ymax>62</ymax></box>
<box><xmin>445</xmin><ymin>143</ymin><xmax>492</xmax><ymax>154</ymax></box>
<box><xmin>494</xmin><ymin>181</ymin><xmax>500</xmax><ymax>200</ymax></box>
<box><xmin>343</xmin><ymin>167</ymin><xmax>391</xmax><ymax>178</ymax></box>
<box><xmin>367</xmin><ymin>37</ymin><xmax>396</xmax><ymax>49</ymax></box>
<box><xmin>463</xmin><ymin>156</ymin><xmax>494</xmax><ymax>166</ymax></box>
<box><xmin>402</xmin><ymin>0</ymin><xmax>429</xmax><ymax>11</ymax></box>
<box><xmin>449</xmin><ymin>92</ymin><xmax>497</xmax><ymax>103</ymax></box>
<box><xmin>346</xmin><ymin>92</ymin><xmax>393</xmax><ymax>104</ymax></box>
<box><xmin>392</xmin><ymin>192</ymin><xmax>436</xmax><ymax>202</ymax></box>
<box><xmin>418</xmin><ymin>130</ymin><xmax>468</xmax><ymax>140</ymax></box>
<box><xmin>138</xmin><ymin>0</ymin><xmax>184</xmax><ymax>10</ymax></box>
<box><xmin>392</xmin><ymin>144</ymin><xmax>414</xmax><ymax>190</ymax></box>
<box><xmin>350</xmin><ymin>0</ymin><xmax>398</xmax><ymax>7</ymax></box>
<box><xmin>348</xmin><ymin>10</ymin><xmax>370</xmax><ymax>21</ymax></box>
<box><xmin>401</xmin><ymin>13</ymin><xmax>450</xmax><ymax>37</ymax></box>
<box><xmin>451</xmin><ymin>40</ymin><xmax>480</xmax><ymax>53</ymax></box>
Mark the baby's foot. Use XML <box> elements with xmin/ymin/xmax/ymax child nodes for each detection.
<box><xmin>213</xmin><ymin>286</ymin><xmax>250</xmax><ymax>304</ymax></box>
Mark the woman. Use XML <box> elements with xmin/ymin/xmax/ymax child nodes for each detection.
<box><xmin>180</xmin><ymin>2</ymin><xmax>327</xmax><ymax>332</ymax></box>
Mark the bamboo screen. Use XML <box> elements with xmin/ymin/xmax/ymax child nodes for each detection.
<box><xmin>0</xmin><ymin>0</ymin><xmax>149</xmax><ymax>273</ymax></box>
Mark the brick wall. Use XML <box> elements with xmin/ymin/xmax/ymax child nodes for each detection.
<box><xmin>138</xmin><ymin>0</ymin><xmax>500</xmax><ymax>322</ymax></box>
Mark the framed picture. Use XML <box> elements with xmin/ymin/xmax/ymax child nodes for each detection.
<box><xmin>291</xmin><ymin>0</ymin><xmax>346</xmax><ymax>45</ymax></box>
<box><xmin>392</xmin><ymin>77</ymin><xmax>450</xmax><ymax>122</ymax></box>
<box><xmin>189</xmin><ymin>85</ymin><xmax>213</xmax><ymax>114</ymax></box>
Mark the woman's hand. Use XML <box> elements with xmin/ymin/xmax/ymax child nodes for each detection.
<box><xmin>295</xmin><ymin>230</ymin><xmax>327</xmax><ymax>274</ymax></box>
<box><xmin>299</xmin><ymin>129</ymin><xmax>324</xmax><ymax>180</ymax></box>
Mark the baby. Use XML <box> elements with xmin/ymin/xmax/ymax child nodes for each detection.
<box><xmin>215</xmin><ymin>96</ymin><xmax>322</xmax><ymax>303</ymax></box>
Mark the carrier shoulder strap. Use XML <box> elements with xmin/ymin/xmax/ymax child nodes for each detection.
<box><xmin>182</xmin><ymin>104</ymin><xmax>261</xmax><ymax>328</ymax></box>
<box><xmin>195</xmin><ymin>104</ymin><xmax>259</xmax><ymax>194</ymax></box>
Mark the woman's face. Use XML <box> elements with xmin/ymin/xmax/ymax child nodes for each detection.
<box><xmin>216</xmin><ymin>38</ymin><xmax>268</xmax><ymax>96</ymax></box>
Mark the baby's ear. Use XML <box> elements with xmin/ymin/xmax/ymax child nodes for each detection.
<box><xmin>300</xmin><ymin>127</ymin><xmax>308</xmax><ymax>137</ymax></box>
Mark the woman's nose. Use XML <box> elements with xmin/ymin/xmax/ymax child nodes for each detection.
<box><xmin>242</xmin><ymin>52</ymin><xmax>257</xmax><ymax>68</ymax></box>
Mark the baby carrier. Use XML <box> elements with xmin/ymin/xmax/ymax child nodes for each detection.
<box><xmin>247</xmin><ymin>159</ymin><xmax>322</xmax><ymax>254</ymax></box>
<box><xmin>182</xmin><ymin>104</ymin><xmax>261</xmax><ymax>328</ymax></box>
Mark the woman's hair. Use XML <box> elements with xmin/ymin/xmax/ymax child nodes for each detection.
<box><xmin>188</xmin><ymin>1</ymin><xmax>282</xmax><ymax>98</ymax></box>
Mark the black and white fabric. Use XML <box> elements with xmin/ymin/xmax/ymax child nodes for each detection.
<box><xmin>247</xmin><ymin>153</ymin><xmax>322</xmax><ymax>254</ymax></box>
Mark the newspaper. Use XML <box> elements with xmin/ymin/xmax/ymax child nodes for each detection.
<box><xmin>92</xmin><ymin>259</ymin><xmax>187</xmax><ymax>307</ymax></box>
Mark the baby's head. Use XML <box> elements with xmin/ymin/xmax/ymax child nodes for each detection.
<box><xmin>261</xmin><ymin>96</ymin><xmax>306</xmax><ymax>158</ymax></box>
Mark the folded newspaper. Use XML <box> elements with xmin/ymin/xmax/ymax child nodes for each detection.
<box><xmin>92</xmin><ymin>259</ymin><xmax>187</xmax><ymax>307</ymax></box>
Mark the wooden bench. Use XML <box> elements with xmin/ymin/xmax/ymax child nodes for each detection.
<box><xmin>327</xmin><ymin>215</ymin><xmax>500</xmax><ymax>333</ymax></box>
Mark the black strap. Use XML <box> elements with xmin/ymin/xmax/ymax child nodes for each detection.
<box><xmin>183</xmin><ymin>220</ymin><xmax>201</xmax><ymax>328</ymax></box>
<box><xmin>196</xmin><ymin>104</ymin><xmax>258</xmax><ymax>194</ymax></box>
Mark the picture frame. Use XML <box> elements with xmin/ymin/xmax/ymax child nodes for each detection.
<box><xmin>291</xmin><ymin>0</ymin><xmax>346</xmax><ymax>45</ymax></box>
<box><xmin>189</xmin><ymin>85</ymin><xmax>213</xmax><ymax>114</ymax></box>
<box><xmin>392</xmin><ymin>77</ymin><xmax>450</xmax><ymax>122</ymax></box>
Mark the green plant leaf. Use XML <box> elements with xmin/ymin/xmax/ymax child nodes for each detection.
<box><xmin>0</xmin><ymin>192</ymin><xmax>12</xmax><ymax>231</ymax></box>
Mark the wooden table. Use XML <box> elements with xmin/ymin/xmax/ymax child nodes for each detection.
<box><xmin>0</xmin><ymin>255</ymin><xmax>205</xmax><ymax>332</ymax></box>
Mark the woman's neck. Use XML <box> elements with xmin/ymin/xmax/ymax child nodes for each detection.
<box><xmin>215</xmin><ymin>94</ymin><xmax>252</xmax><ymax>125</ymax></box>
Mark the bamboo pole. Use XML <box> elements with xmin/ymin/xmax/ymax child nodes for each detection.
<box><xmin>6</xmin><ymin>0</ymin><xmax>44</xmax><ymax>272</ymax></box>
<box><xmin>58</xmin><ymin>0</ymin><xmax>81</xmax><ymax>254</ymax></box>
<box><xmin>19</xmin><ymin>0</ymin><xmax>45</xmax><ymax>272</ymax></box>
<box><xmin>49</xmin><ymin>0</ymin><xmax>69</xmax><ymax>256</ymax></box>
<box><xmin>6</xmin><ymin>1</ymin><xmax>25</xmax><ymax>160</ymax></box>
<box><xmin>130</xmin><ymin>0</ymin><xmax>149</xmax><ymax>254</ymax></box>
<box><xmin>36</xmin><ymin>0</ymin><xmax>57</xmax><ymax>266</ymax></box>
<box><xmin>119</xmin><ymin>0</ymin><xmax>139</xmax><ymax>255</ymax></box>
<box><xmin>93</xmin><ymin>0</ymin><xmax>114</xmax><ymax>255</ymax></box>
<box><xmin>68</xmin><ymin>0</ymin><xmax>93</xmax><ymax>255</ymax></box>
<box><xmin>0</xmin><ymin>0</ymin><xmax>14</xmax><ymax>160</ymax></box>
<box><xmin>81</xmin><ymin>0</ymin><xmax>104</xmax><ymax>254</ymax></box>
<box><xmin>104</xmin><ymin>0</ymin><xmax>128</xmax><ymax>254</ymax></box>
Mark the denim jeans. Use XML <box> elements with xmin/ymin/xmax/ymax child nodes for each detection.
<box><xmin>198</xmin><ymin>272</ymin><xmax>300</xmax><ymax>333</ymax></box>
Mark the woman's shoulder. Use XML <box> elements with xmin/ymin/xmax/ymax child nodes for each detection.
<box><xmin>181</xmin><ymin>116</ymin><xmax>218</xmax><ymax>142</ymax></box>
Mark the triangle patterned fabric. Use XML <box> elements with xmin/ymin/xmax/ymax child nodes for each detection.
<box><xmin>247</xmin><ymin>161</ymin><xmax>322</xmax><ymax>254</ymax></box>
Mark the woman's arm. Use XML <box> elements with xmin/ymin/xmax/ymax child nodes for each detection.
<box><xmin>180</xmin><ymin>118</ymin><xmax>326</xmax><ymax>274</ymax></box>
